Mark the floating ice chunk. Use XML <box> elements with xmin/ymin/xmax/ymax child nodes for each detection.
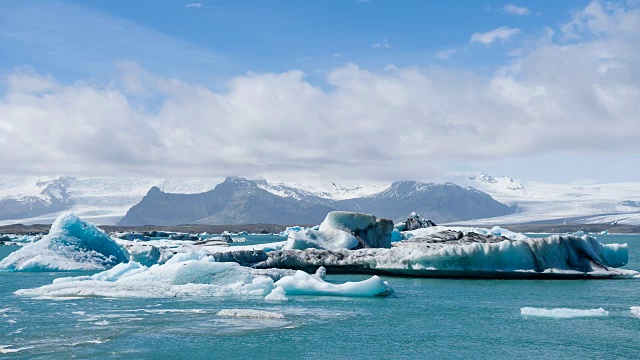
<box><xmin>16</xmin><ymin>250</ymin><xmax>395</xmax><ymax>300</ymax></box>
<box><xmin>390</xmin><ymin>229</ymin><xmax>403</xmax><ymax>242</ymax></box>
<box><xmin>15</xmin><ymin>260</ymin><xmax>277</xmax><ymax>298</ymax></box>
<box><xmin>89</xmin><ymin>262</ymin><xmax>148</xmax><ymax>282</ymax></box>
<box><xmin>275</xmin><ymin>271</ymin><xmax>392</xmax><ymax>297</ymax></box>
<box><xmin>319</xmin><ymin>211</ymin><xmax>393</xmax><ymax>248</ymax></box>
<box><xmin>265</xmin><ymin>286</ymin><xmax>289</xmax><ymax>301</ymax></box>
<box><xmin>0</xmin><ymin>345</ymin><xmax>35</xmax><ymax>354</ymax></box>
<box><xmin>314</xmin><ymin>266</ymin><xmax>326</xmax><ymax>279</ymax></box>
<box><xmin>520</xmin><ymin>307</ymin><xmax>609</xmax><ymax>318</ymax></box>
<box><xmin>283</xmin><ymin>229</ymin><xmax>359</xmax><ymax>251</ymax></box>
<box><xmin>404</xmin><ymin>225</ymin><xmax>528</xmax><ymax>241</ymax></box>
<box><xmin>279</xmin><ymin>226</ymin><xmax>312</xmax><ymax>237</ymax></box>
<box><xmin>216</xmin><ymin>309</ymin><xmax>284</xmax><ymax>319</ymax></box>
<box><xmin>126</xmin><ymin>244</ymin><xmax>161</xmax><ymax>267</ymax></box>
<box><xmin>0</xmin><ymin>213</ymin><xmax>127</xmax><ymax>271</ymax></box>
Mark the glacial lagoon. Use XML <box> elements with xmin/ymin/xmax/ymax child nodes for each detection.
<box><xmin>2</xmin><ymin>231</ymin><xmax>640</xmax><ymax>359</ymax></box>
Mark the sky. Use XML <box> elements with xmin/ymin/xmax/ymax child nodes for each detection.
<box><xmin>0</xmin><ymin>0</ymin><xmax>639</xmax><ymax>184</ymax></box>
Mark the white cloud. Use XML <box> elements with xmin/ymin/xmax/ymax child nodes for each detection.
<box><xmin>502</xmin><ymin>4</ymin><xmax>531</xmax><ymax>15</ymax></box>
<box><xmin>333</xmin><ymin>52</ymin><xmax>343</xmax><ymax>58</ymax></box>
<box><xmin>372</xmin><ymin>38</ymin><xmax>390</xmax><ymax>49</ymax></box>
<box><xmin>470</xmin><ymin>26</ymin><xmax>520</xmax><ymax>45</ymax></box>
<box><xmin>185</xmin><ymin>3</ymin><xmax>203</xmax><ymax>8</ymax></box>
<box><xmin>1</xmin><ymin>1</ymin><xmax>640</xmax><ymax>182</ymax></box>
<box><xmin>435</xmin><ymin>49</ymin><xmax>456</xmax><ymax>59</ymax></box>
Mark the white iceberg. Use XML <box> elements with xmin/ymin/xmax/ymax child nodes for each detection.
<box><xmin>216</xmin><ymin>309</ymin><xmax>284</xmax><ymax>319</ymax></box>
<box><xmin>283</xmin><ymin>228</ymin><xmax>359</xmax><ymax>251</ymax></box>
<box><xmin>521</xmin><ymin>307</ymin><xmax>609</xmax><ymax>318</ymax></box>
<box><xmin>264</xmin><ymin>286</ymin><xmax>289</xmax><ymax>301</ymax></box>
<box><xmin>282</xmin><ymin>211</ymin><xmax>393</xmax><ymax>251</ymax></box>
<box><xmin>263</xmin><ymin>233</ymin><xmax>634</xmax><ymax>278</ymax></box>
<box><xmin>0</xmin><ymin>213</ymin><xmax>127</xmax><ymax>271</ymax></box>
<box><xmin>275</xmin><ymin>270</ymin><xmax>393</xmax><ymax>297</ymax></box>
<box><xmin>15</xmin><ymin>252</ymin><xmax>394</xmax><ymax>300</ymax></box>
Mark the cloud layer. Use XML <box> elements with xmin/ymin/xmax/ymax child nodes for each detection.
<box><xmin>1</xmin><ymin>1</ymin><xmax>639</xmax><ymax>182</ymax></box>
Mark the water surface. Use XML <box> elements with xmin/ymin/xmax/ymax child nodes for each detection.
<box><xmin>1</xmin><ymin>235</ymin><xmax>639</xmax><ymax>359</ymax></box>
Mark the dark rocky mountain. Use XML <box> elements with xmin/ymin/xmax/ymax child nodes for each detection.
<box><xmin>118</xmin><ymin>177</ymin><xmax>335</xmax><ymax>226</ymax></box>
<box><xmin>0</xmin><ymin>179</ymin><xmax>71</xmax><ymax>221</ymax></box>
<box><xmin>118</xmin><ymin>177</ymin><xmax>516</xmax><ymax>226</ymax></box>
<box><xmin>339</xmin><ymin>181</ymin><xmax>515</xmax><ymax>224</ymax></box>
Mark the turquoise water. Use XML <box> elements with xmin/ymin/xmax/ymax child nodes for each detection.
<box><xmin>2</xmin><ymin>235</ymin><xmax>640</xmax><ymax>359</ymax></box>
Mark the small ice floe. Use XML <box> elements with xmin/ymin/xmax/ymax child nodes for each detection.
<box><xmin>67</xmin><ymin>339</ymin><xmax>106</xmax><ymax>346</ymax></box>
<box><xmin>264</xmin><ymin>286</ymin><xmax>289</xmax><ymax>302</ymax></box>
<box><xmin>216</xmin><ymin>309</ymin><xmax>284</xmax><ymax>319</ymax></box>
<box><xmin>520</xmin><ymin>307</ymin><xmax>609</xmax><ymax>318</ymax></box>
<box><xmin>0</xmin><ymin>345</ymin><xmax>35</xmax><ymax>354</ymax></box>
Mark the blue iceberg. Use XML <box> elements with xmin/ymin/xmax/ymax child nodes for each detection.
<box><xmin>0</xmin><ymin>213</ymin><xmax>127</xmax><ymax>271</ymax></box>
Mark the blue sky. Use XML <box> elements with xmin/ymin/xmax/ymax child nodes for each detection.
<box><xmin>1</xmin><ymin>0</ymin><xmax>639</xmax><ymax>184</ymax></box>
<box><xmin>0</xmin><ymin>0</ymin><xmax>588</xmax><ymax>82</ymax></box>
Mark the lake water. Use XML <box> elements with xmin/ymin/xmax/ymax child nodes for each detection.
<box><xmin>1</xmin><ymin>234</ymin><xmax>640</xmax><ymax>359</ymax></box>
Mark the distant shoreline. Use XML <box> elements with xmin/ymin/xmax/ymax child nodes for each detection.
<box><xmin>1</xmin><ymin>222</ymin><xmax>639</xmax><ymax>236</ymax></box>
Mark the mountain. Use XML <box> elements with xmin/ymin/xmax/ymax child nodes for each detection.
<box><xmin>2</xmin><ymin>174</ymin><xmax>638</xmax><ymax>226</ymax></box>
<box><xmin>0</xmin><ymin>176</ymin><xmax>220</xmax><ymax>225</ymax></box>
<box><xmin>338</xmin><ymin>181</ymin><xmax>515</xmax><ymax>224</ymax></box>
<box><xmin>0</xmin><ymin>178</ymin><xmax>70</xmax><ymax>221</ymax></box>
<box><xmin>118</xmin><ymin>177</ymin><xmax>335</xmax><ymax>226</ymax></box>
<box><xmin>117</xmin><ymin>177</ymin><xmax>515</xmax><ymax>225</ymax></box>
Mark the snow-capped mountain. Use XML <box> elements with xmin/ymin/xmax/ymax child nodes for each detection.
<box><xmin>1</xmin><ymin>174</ymin><xmax>638</xmax><ymax>226</ymax></box>
<box><xmin>0</xmin><ymin>177</ymin><xmax>70</xmax><ymax>221</ymax></box>
<box><xmin>256</xmin><ymin>180</ymin><xmax>391</xmax><ymax>201</ymax></box>
<box><xmin>117</xmin><ymin>177</ymin><xmax>514</xmax><ymax>226</ymax></box>
<box><xmin>0</xmin><ymin>177</ymin><xmax>221</xmax><ymax>225</ymax></box>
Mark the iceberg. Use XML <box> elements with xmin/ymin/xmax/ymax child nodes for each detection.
<box><xmin>216</xmin><ymin>309</ymin><xmax>285</xmax><ymax>319</ymax></box>
<box><xmin>394</xmin><ymin>212</ymin><xmax>437</xmax><ymax>232</ymax></box>
<box><xmin>279</xmin><ymin>226</ymin><xmax>316</xmax><ymax>237</ymax></box>
<box><xmin>0</xmin><ymin>213</ymin><xmax>127</xmax><ymax>271</ymax></box>
<box><xmin>275</xmin><ymin>270</ymin><xmax>392</xmax><ymax>297</ymax></box>
<box><xmin>283</xmin><ymin>228</ymin><xmax>359</xmax><ymax>251</ymax></box>
<box><xmin>520</xmin><ymin>307</ymin><xmax>609</xmax><ymax>318</ymax></box>
<box><xmin>16</xmin><ymin>252</ymin><xmax>394</xmax><ymax>299</ymax></box>
<box><xmin>283</xmin><ymin>211</ymin><xmax>394</xmax><ymax>251</ymax></box>
<box><xmin>126</xmin><ymin>243</ymin><xmax>162</xmax><ymax>267</ymax></box>
<box><xmin>258</xmin><ymin>232</ymin><xmax>634</xmax><ymax>279</ymax></box>
<box><xmin>264</xmin><ymin>286</ymin><xmax>289</xmax><ymax>301</ymax></box>
<box><xmin>403</xmin><ymin>225</ymin><xmax>529</xmax><ymax>241</ymax></box>
<box><xmin>319</xmin><ymin>211</ymin><xmax>393</xmax><ymax>248</ymax></box>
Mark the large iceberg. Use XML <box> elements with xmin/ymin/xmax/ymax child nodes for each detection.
<box><xmin>258</xmin><ymin>231</ymin><xmax>635</xmax><ymax>278</ymax></box>
<box><xmin>283</xmin><ymin>211</ymin><xmax>393</xmax><ymax>251</ymax></box>
<box><xmin>16</xmin><ymin>256</ymin><xmax>393</xmax><ymax>299</ymax></box>
<box><xmin>0</xmin><ymin>213</ymin><xmax>127</xmax><ymax>271</ymax></box>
